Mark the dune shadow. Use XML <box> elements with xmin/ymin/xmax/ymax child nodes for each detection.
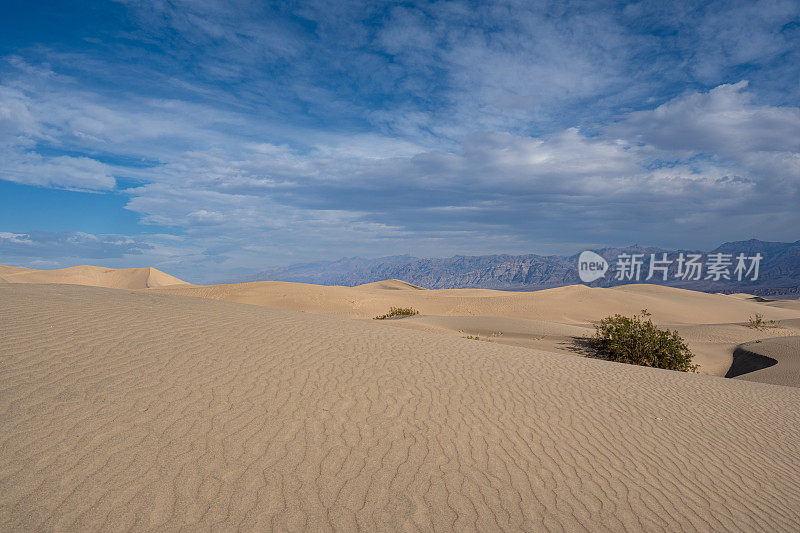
<box><xmin>726</xmin><ymin>345</ymin><xmax>779</xmax><ymax>378</ymax></box>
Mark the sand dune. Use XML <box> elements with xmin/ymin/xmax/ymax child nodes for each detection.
<box><xmin>671</xmin><ymin>322</ymin><xmax>800</xmax><ymax>376</ymax></box>
<box><xmin>725</xmin><ymin>292</ymin><xmax>761</xmax><ymax>300</ymax></box>
<box><xmin>385</xmin><ymin>314</ymin><xmax>800</xmax><ymax>378</ymax></box>
<box><xmin>1</xmin><ymin>283</ymin><xmax>800</xmax><ymax>530</ymax></box>
<box><xmin>729</xmin><ymin>334</ymin><xmax>800</xmax><ymax>387</ymax></box>
<box><xmin>152</xmin><ymin>279</ymin><xmax>799</xmax><ymax>324</ymax></box>
<box><xmin>766</xmin><ymin>299</ymin><xmax>800</xmax><ymax>311</ymax></box>
<box><xmin>393</xmin><ymin>315</ymin><xmax>594</xmax><ymax>339</ymax></box>
<box><xmin>0</xmin><ymin>265</ymin><xmax>32</xmax><ymax>274</ymax></box>
<box><xmin>0</xmin><ymin>264</ymin><xmax>188</xmax><ymax>289</ymax></box>
<box><xmin>384</xmin><ymin>315</ymin><xmax>596</xmax><ymax>359</ymax></box>
<box><xmin>3</xmin><ymin>263</ymin><xmax>798</xmax><ymax>379</ymax></box>
<box><xmin>151</xmin><ymin>279</ymin><xmax>800</xmax><ymax>379</ymax></box>
<box><xmin>356</xmin><ymin>279</ymin><xmax>427</xmax><ymax>290</ymax></box>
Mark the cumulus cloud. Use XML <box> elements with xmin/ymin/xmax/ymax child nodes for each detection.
<box><xmin>0</xmin><ymin>231</ymin><xmax>152</xmax><ymax>259</ymax></box>
<box><xmin>1</xmin><ymin>0</ymin><xmax>799</xmax><ymax>279</ymax></box>
<box><xmin>609</xmin><ymin>81</ymin><xmax>800</xmax><ymax>207</ymax></box>
<box><xmin>612</xmin><ymin>81</ymin><xmax>800</xmax><ymax>155</ymax></box>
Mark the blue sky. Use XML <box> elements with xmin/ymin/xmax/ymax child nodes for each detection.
<box><xmin>1</xmin><ymin>0</ymin><xmax>799</xmax><ymax>282</ymax></box>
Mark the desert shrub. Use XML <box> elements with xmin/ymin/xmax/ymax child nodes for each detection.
<box><xmin>374</xmin><ymin>306</ymin><xmax>420</xmax><ymax>320</ymax></box>
<box><xmin>464</xmin><ymin>335</ymin><xmax>480</xmax><ymax>340</ymax></box>
<box><xmin>591</xmin><ymin>309</ymin><xmax>698</xmax><ymax>372</ymax></box>
<box><xmin>747</xmin><ymin>313</ymin><xmax>778</xmax><ymax>330</ymax></box>
<box><xmin>748</xmin><ymin>313</ymin><xmax>765</xmax><ymax>329</ymax></box>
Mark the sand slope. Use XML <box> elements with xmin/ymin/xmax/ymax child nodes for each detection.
<box><xmin>152</xmin><ymin>280</ymin><xmax>799</xmax><ymax>324</ymax></box>
<box><xmin>151</xmin><ymin>280</ymin><xmax>800</xmax><ymax>379</ymax></box>
<box><xmin>730</xmin><ymin>335</ymin><xmax>800</xmax><ymax>387</ymax></box>
<box><xmin>4</xmin><ymin>263</ymin><xmax>797</xmax><ymax>379</ymax></box>
<box><xmin>356</xmin><ymin>279</ymin><xmax>427</xmax><ymax>291</ymax></box>
<box><xmin>383</xmin><ymin>314</ymin><xmax>800</xmax><ymax>378</ymax></box>
<box><xmin>0</xmin><ymin>264</ymin><xmax>188</xmax><ymax>289</ymax></box>
<box><xmin>1</xmin><ymin>283</ymin><xmax>800</xmax><ymax>530</ymax></box>
<box><xmin>766</xmin><ymin>299</ymin><xmax>800</xmax><ymax>311</ymax></box>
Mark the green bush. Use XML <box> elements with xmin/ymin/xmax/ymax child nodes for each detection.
<box><xmin>748</xmin><ymin>313</ymin><xmax>765</xmax><ymax>329</ymax></box>
<box><xmin>591</xmin><ymin>309</ymin><xmax>698</xmax><ymax>372</ymax></box>
<box><xmin>747</xmin><ymin>313</ymin><xmax>778</xmax><ymax>330</ymax></box>
<box><xmin>374</xmin><ymin>306</ymin><xmax>420</xmax><ymax>320</ymax></box>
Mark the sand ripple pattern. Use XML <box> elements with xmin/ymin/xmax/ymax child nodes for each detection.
<box><xmin>1</xmin><ymin>284</ymin><xmax>799</xmax><ymax>531</ymax></box>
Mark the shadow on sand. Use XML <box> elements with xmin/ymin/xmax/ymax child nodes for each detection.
<box><xmin>559</xmin><ymin>336</ymin><xmax>605</xmax><ymax>359</ymax></box>
<box><xmin>726</xmin><ymin>344</ymin><xmax>779</xmax><ymax>378</ymax></box>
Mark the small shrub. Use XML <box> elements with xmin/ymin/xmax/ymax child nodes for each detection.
<box><xmin>591</xmin><ymin>309</ymin><xmax>698</xmax><ymax>372</ymax></box>
<box><xmin>464</xmin><ymin>335</ymin><xmax>480</xmax><ymax>340</ymax></box>
<box><xmin>747</xmin><ymin>313</ymin><xmax>778</xmax><ymax>330</ymax></box>
<box><xmin>374</xmin><ymin>306</ymin><xmax>420</xmax><ymax>320</ymax></box>
<box><xmin>748</xmin><ymin>313</ymin><xmax>765</xmax><ymax>329</ymax></box>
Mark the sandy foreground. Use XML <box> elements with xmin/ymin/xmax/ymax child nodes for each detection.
<box><xmin>1</xmin><ymin>282</ymin><xmax>800</xmax><ymax>531</ymax></box>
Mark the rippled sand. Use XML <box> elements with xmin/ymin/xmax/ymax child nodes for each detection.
<box><xmin>1</xmin><ymin>283</ymin><xmax>799</xmax><ymax>530</ymax></box>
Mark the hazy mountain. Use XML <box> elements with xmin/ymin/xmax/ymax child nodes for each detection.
<box><xmin>241</xmin><ymin>239</ymin><xmax>800</xmax><ymax>297</ymax></box>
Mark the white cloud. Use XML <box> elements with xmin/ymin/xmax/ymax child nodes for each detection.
<box><xmin>0</xmin><ymin>232</ymin><xmax>34</xmax><ymax>245</ymax></box>
<box><xmin>0</xmin><ymin>86</ymin><xmax>40</xmax><ymax>141</ymax></box>
<box><xmin>0</xmin><ymin>230</ymin><xmax>152</xmax><ymax>258</ymax></box>
<box><xmin>612</xmin><ymin>81</ymin><xmax>800</xmax><ymax>155</ymax></box>
<box><xmin>0</xmin><ymin>150</ymin><xmax>116</xmax><ymax>191</ymax></box>
<box><xmin>4</xmin><ymin>57</ymin><xmax>798</xmax><ymax>270</ymax></box>
<box><xmin>2</xmin><ymin>0</ymin><xmax>800</xmax><ymax>279</ymax></box>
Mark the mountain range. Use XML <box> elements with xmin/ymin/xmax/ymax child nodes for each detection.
<box><xmin>241</xmin><ymin>239</ymin><xmax>800</xmax><ymax>297</ymax></box>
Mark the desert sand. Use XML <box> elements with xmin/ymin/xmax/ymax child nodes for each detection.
<box><xmin>729</xmin><ymin>333</ymin><xmax>800</xmax><ymax>387</ymax></box>
<box><xmin>1</xmin><ymin>282</ymin><xmax>800</xmax><ymax>530</ymax></box>
<box><xmin>0</xmin><ymin>264</ymin><xmax>188</xmax><ymax>289</ymax></box>
<box><xmin>2</xmin><ymin>266</ymin><xmax>799</xmax><ymax>379</ymax></box>
<box><xmin>151</xmin><ymin>279</ymin><xmax>800</xmax><ymax>380</ymax></box>
<box><xmin>151</xmin><ymin>279</ymin><xmax>797</xmax><ymax>323</ymax></box>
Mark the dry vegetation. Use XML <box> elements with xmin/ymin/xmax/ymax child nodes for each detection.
<box><xmin>374</xmin><ymin>306</ymin><xmax>420</xmax><ymax>320</ymax></box>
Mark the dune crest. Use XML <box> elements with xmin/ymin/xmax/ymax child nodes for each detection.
<box><xmin>0</xmin><ymin>264</ymin><xmax>188</xmax><ymax>289</ymax></box>
<box><xmin>355</xmin><ymin>279</ymin><xmax>427</xmax><ymax>291</ymax></box>
<box><xmin>729</xmin><ymin>334</ymin><xmax>800</xmax><ymax>386</ymax></box>
<box><xmin>152</xmin><ymin>280</ymin><xmax>799</xmax><ymax>324</ymax></box>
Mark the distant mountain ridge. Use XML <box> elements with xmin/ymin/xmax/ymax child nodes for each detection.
<box><xmin>242</xmin><ymin>239</ymin><xmax>800</xmax><ymax>297</ymax></box>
